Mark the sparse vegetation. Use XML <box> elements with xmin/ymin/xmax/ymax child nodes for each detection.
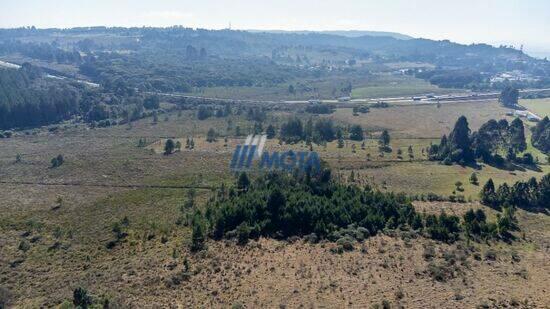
<box><xmin>1</xmin><ymin>22</ymin><xmax>549</xmax><ymax>309</ymax></box>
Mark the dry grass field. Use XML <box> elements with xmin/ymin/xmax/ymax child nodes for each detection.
<box><xmin>1</xmin><ymin>98</ymin><xmax>549</xmax><ymax>308</ymax></box>
<box><xmin>331</xmin><ymin>100</ymin><xmax>510</xmax><ymax>138</ymax></box>
<box><xmin>521</xmin><ymin>98</ymin><xmax>550</xmax><ymax>118</ymax></box>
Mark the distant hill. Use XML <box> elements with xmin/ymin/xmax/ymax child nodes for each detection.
<box><xmin>248</xmin><ymin>29</ymin><xmax>413</xmax><ymax>40</ymax></box>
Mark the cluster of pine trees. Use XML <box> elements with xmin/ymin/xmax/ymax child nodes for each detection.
<box><xmin>188</xmin><ymin>169</ymin><xmax>516</xmax><ymax>249</ymax></box>
<box><xmin>203</xmin><ymin>170</ymin><xmax>424</xmax><ymax>242</ymax></box>
<box><xmin>196</xmin><ymin>104</ymin><xmax>233</xmax><ymax>120</ymax></box>
<box><xmin>0</xmin><ymin>63</ymin><xmax>176</xmax><ymax>130</ymax></box>
<box><xmin>0</xmin><ymin>64</ymin><xmax>81</xmax><ymax>129</ymax></box>
<box><xmin>279</xmin><ymin>117</ymin><xmax>363</xmax><ymax>144</ymax></box>
<box><xmin>428</xmin><ymin>116</ymin><xmax>528</xmax><ymax>166</ymax></box>
<box><xmin>463</xmin><ymin>207</ymin><xmax>517</xmax><ymax>240</ymax></box>
<box><xmin>480</xmin><ymin>175</ymin><xmax>550</xmax><ymax>211</ymax></box>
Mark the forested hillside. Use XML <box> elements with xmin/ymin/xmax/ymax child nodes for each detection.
<box><xmin>1</xmin><ymin>27</ymin><xmax>548</xmax><ymax>91</ymax></box>
<box><xmin>1</xmin><ymin>27</ymin><xmax>550</xmax><ymax>130</ymax></box>
<box><xmin>0</xmin><ymin>64</ymin><xmax>81</xmax><ymax>129</ymax></box>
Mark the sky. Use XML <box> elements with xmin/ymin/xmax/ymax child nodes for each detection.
<box><xmin>2</xmin><ymin>0</ymin><xmax>550</xmax><ymax>56</ymax></box>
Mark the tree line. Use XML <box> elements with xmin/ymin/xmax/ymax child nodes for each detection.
<box><xmin>278</xmin><ymin>117</ymin><xmax>363</xmax><ymax>144</ymax></box>
<box><xmin>480</xmin><ymin>175</ymin><xmax>549</xmax><ymax>211</ymax></box>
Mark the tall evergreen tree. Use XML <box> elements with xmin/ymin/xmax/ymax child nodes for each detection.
<box><xmin>379</xmin><ymin>130</ymin><xmax>390</xmax><ymax>147</ymax></box>
<box><xmin>349</xmin><ymin>124</ymin><xmax>364</xmax><ymax>141</ymax></box>
<box><xmin>191</xmin><ymin>210</ymin><xmax>207</xmax><ymax>252</ymax></box>
<box><xmin>164</xmin><ymin>139</ymin><xmax>175</xmax><ymax>155</ymax></box>
<box><xmin>480</xmin><ymin>178</ymin><xmax>497</xmax><ymax>207</ymax></box>
<box><xmin>266</xmin><ymin>124</ymin><xmax>276</xmax><ymax>139</ymax></box>
<box><xmin>448</xmin><ymin>116</ymin><xmax>474</xmax><ymax>163</ymax></box>
<box><xmin>509</xmin><ymin>118</ymin><xmax>526</xmax><ymax>153</ymax></box>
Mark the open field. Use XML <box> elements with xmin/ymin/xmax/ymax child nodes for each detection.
<box><xmin>520</xmin><ymin>98</ymin><xmax>550</xmax><ymax>118</ymax></box>
<box><xmin>1</xmin><ymin>98</ymin><xmax>549</xmax><ymax>307</ymax></box>
<box><xmin>351</xmin><ymin>74</ymin><xmax>457</xmax><ymax>99</ymax></box>
<box><xmin>187</xmin><ymin>75</ymin><xmax>366</xmax><ymax>101</ymax></box>
<box><xmin>330</xmin><ymin>100</ymin><xmax>511</xmax><ymax>137</ymax></box>
<box><xmin>189</xmin><ymin>74</ymin><xmax>456</xmax><ymax>101</ymax></box>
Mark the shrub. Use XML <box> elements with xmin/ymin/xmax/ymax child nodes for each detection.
<box><xmin>484</xmin><ymin>249</ymin><xmax>497</xmax><ymax>261</ymax></box>
<box><xmin>51</xmin><ymin>154</ymin><xmax>64</xmax><ymax>168</ymax></box>
<box><xmin>73</xmin><ymin>287</ymin><xmax>93</xmax><ymax>308</ymax></box>
<box><xmin>18</xmin><ymin>240</ymin><xmax>30</xmax><ymax>252</ymax></box>
<box><xmin>336</xmin><ymin>236</ymin><xmax>355</xmax><ymax>251</ymax></box>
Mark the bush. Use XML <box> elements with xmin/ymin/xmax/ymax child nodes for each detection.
<box><xmin>427</xmin><ymin>262</ymin><xmax>454</xmax><ymax>282</ymax></box>
<box><xmin>51</xmin><ymin>154</ymin><xmax>64</xmax><ymax>168</ymax></box>
<box><xmin>73</xmin><ymin>287</ymin><xmax>93</xmax><ymax>308</ymax></box>
<box><xmin>18</xmin><ymin>240</ymin><xmax>30</xmax><ymax>252</ymax></box>
<box><xmin>484</xmin><ymin>249</ymin><xmax>497</xmax><ymax>261</ymax></box>
<box><xmin>336</xmin><ymin>236</ymin><xmax>355</xmax><ymax>251</ymax></box>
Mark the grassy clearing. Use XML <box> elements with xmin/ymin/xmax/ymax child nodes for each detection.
<box><xmin>351</xmin><ymin>74</ymin><xmax>455</xmax><ymax>99</ymax></box>
<box><xmin>189</xmin><ymin>74</ymin><xmax>455</xmax><ymax>101</ymax></box>
<box><xmin>192</xmin><ymin>75</ymin><xmax>367</xmax><ymax>100</ymax></box>
<box><xmin>330</xmin><ymin>100</ymin><xmax>509</xmax><ymax>138</ymax></box>
<box><xmin>520</xmin><ymin>98</ymin><xmax>550</xmax><ymax>117</ymax></box>
<box><xmin>350</xmin><ymin>162</ymin><xmax>550</xmax><ymax>198</ymax></box>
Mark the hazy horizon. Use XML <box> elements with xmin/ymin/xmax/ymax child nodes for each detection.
<box><xmin>2</xmin><ymin>0</ymin><xmax>550</xmax><ymax>58</ymax></box>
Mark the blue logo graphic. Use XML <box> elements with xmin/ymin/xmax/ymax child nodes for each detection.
<box><xmin>230</xmin><ymin>135</ymin><xmax>321</xmax><ymax>171</ymax></box>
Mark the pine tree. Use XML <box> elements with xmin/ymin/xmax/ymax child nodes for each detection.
<box><xmin>164</xmin><ymin>139</ymin><xmax>175</xmax><ymax>155</ymax></box>
<box><xmin>379</xmin><ymin>130</ymin><xmax>390</xmax><ymax>147</ymax></box>
<box><xmin>509</xmin><ymin>117</ymin><xmax>527</xmax><ymax>153</ymax></box>
<box><xmin>266</xmin><ymin>124</ymin><xmax>276</xmax><ymax>139</ymax></box>
<box><xmin>237</xmin><ymin>172</ymin><xmax>250</xmax><ymax>192</ymax></box>
<box><xmin>73</xmin><ymin>287</ymin><xmax>93</xmax><ymax>308</ymax></box>
<box><xmin>51</xmin><ymin>154</ymin><xmax>64</xmax><ymax>168</ymax></box>
<box><xmin>206</xmin><ymin>128</ymin><xmax>217</xmax><ymax>142</ymax></box>
<box><xmin>191</xmin><ymin>210</ymin><xmax>207</xmax><ymax>252</ymax></box>
<box><xmin>480</xmin><ymin>178</ymin><xmax>496</xmax><ymax>206</ymax></box>
<box><xmin>448</xmin><ymin>116</ymin><xmax>473</xmax><ymax>163</ymax></box>
<box><xmin>305</xmin><ymin>117</ymin><xmax>313</xmax><ymax>140</ymax></box>
<box><xmin>349</xmin><ymin>124</ymin><xmax>363</xmax><ymax>141</ymax></box>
